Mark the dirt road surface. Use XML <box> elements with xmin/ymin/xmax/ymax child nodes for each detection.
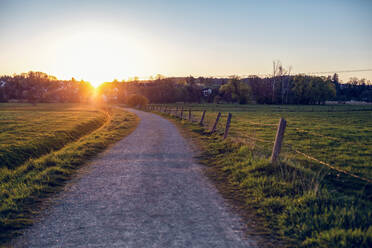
<box><xmin>12</xmin><ymin>109</ymin><xmax>258</xmax><ymax>248</ymax></box>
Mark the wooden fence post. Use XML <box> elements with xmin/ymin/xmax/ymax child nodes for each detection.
<box><xmin>270</xmin><ymin>118</ymin><xmax>287</xmax><ymax>164</ymax></box>
<box><xmin>211</xmin><ymin>112</ymin><xmax>221</xmax><ymax>133</ymax></box>
<box><xmin>223</xmin><ymin>113</ymin><xmax>232</xmax><ymax>139</ymax></box>
<box><xmin>188</xmin><ymin>109</ymin><xmax>192</xmax><ymax>121</ymax></box>
<box><xmin>199</xmin><ymin>110</ymin><xmax>206</xmax><ymax>125</ymax></box>
<box><xmin>180</xmin><ymin>106</ymin><xmax>184</xmax><ymax>119</ymax></box>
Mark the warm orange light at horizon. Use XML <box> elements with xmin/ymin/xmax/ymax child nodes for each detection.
<box><xmin>89</xmin><ymin>80</ymin><xmax>103</xmax><ymax>88</ymax></box>
<box><xmin>42</xmin><ymin>26</ymin><xmax>154</xmax><ymax>87</ymax></box>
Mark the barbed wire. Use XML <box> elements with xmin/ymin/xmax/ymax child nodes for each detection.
<box><xmin>284</xmin><ymin>144</ymin><xmax>372</xmax><ymax>184</ymax></box>
<box><xmin>148</xmin><ymin>105</ymin><xmax>372</xmax><ymax>184</ymax></box>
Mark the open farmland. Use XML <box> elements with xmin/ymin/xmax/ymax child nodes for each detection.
<box><xmin>167</xmin><ymin>104</ymin><xmax>372</xmax><ymax>182</ymax></box>
<box><xmin>0</xmin><ymin>104</ymin><xmax>107</xmax><ymax>169</ymax></box>
<box><xmin>0</xmin><ymin>103</ymin><xmax>139</xmax><ymax>243</ymax></box>
<box><xmin>149</xmin><ymin>104</ymin><xmax>372</xmax><ymax>246</ymax></box>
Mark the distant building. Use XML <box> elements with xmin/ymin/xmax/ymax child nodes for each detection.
<box><xmin>202</xmin><ymin>88</ymin><xmax>212</xmax><ymax>97</ymax></box>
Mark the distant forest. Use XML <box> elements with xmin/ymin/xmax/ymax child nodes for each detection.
<box><xmin>1</xmin><ymin>71</ymin><xmax>371</xmax><ymax>105</ymax></box>
<box><xmin>0</xmin><ymin>72</ymin><xmax>93</xmax><ymax>103</ymax></box>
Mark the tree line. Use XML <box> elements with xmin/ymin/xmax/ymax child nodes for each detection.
<box><xmin>0</xmin><ymin>71</ymin><xmax>93</xmax><ymax>103</ymax></box>
<box><xmin>1</xmin><ymin>71</ymin><xmax>371</xmax><ymax>104</ymax></box>
<box><xmin>100</xmin><ymin>74</ymin><xmax>371</xmax><ymax>105</ymax></box>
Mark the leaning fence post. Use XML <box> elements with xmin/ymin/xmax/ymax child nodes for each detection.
<box><xmin>199</xmin><ymin>110</ymin><xmax>206</xmax><ymax>125</ymax></box>
<box><xmin>270</xmin><ymin>118</ymin><xmax>287</xmax><ymax>164</ymax></box>
<box><xmin>223</xmin><ymin>113</ymin><xmax>232</xmax><ymax>139</ymax></box>
<box><xmin>188</xmin><ymin>109</ymin><xmax>192</xmax><ymax>121</ymax></box>
<box><xmin>211</xmin><ymin>112</ymin><xmax>221</xmax><ymax>133</ymax></box>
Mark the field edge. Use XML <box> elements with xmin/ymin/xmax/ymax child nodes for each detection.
<box><xmin>0</xmin><ymin>106</ymin><xmax>139</xmax><ymax>246</ymax></box>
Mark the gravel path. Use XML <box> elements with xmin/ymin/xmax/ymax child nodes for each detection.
<box><xmin>12</xmin><ymin>109</ymin><xmax>258</xmax><ymax>248</ymax></box>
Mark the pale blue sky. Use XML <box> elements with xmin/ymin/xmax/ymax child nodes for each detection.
<box><xmin>0</xmin><ymin>0</ymin><xmax>371</xmax><ymax>84</ymax></box>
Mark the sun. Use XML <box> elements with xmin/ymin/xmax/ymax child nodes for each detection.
<box><xmin>48</xmin><ymin>25</ymin><xmax>150</xmax><ymax>88</ymax></box>
<box><xmin>90</xmin><ymin>80</ymin><xmax>103</xmax><ymax>88</ymax></box>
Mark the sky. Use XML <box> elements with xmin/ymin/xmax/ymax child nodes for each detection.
<box><xmin>0</xmin><ymin>0</ymin><xmax>371</xmax><ymax>86</ymax></box>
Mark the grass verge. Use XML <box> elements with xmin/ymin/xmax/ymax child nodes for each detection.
<box><xmin>0</xmin><ymin>106</ymin><xmax>139</xmax><ymax>245</ymax></box>
<box><xmin>0</xmin><ymin>104</ymin><xmax>108</xmax><ymax>169</ymax></box>
<box><xmin>155</xmin><ymin>111</ymin><xmax>372</xmax><ymax>248</ymax></box>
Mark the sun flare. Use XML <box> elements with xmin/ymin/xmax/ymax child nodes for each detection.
<box><xmin>90</xmin><ymin>80</ymin><xmax>103</xmax><ymax>88</ymax></box>
<box><xmin>47</xmin><ymin>26</ymin><xmax>151</xmax><ymax>86</ymax></box>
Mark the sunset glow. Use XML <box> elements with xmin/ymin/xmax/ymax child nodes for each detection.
<box><xmin>47</xmin><ymin>26</ymin><xmax>151</xmax><ymax>87</ymax></box>
<box><xmin>0</xmin><ymin>0</ymin><xmax>371</xmax><ymax>82</ymax></box>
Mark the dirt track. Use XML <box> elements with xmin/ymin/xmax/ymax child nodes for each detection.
<box><xmin>12</xmin><ymin>109</ymin><xmax>258</xmax><ymax>248</ymax></box>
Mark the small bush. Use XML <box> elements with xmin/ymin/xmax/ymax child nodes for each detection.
<box><xmin>127</xmin><ymin>94</ymin><xmax>149</xmax><ymax>108</ymax></box>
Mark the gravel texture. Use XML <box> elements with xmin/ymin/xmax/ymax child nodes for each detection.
<box><xmin>12</xmin><ymin>109</ymin><xmax>258</xmax><ymax>248</ymax></box>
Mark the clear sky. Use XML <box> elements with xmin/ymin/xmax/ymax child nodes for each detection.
<box><xmin>0</xmin><ymin>0</ymin><xmax>371</xmax><ymax>86</ymax></box>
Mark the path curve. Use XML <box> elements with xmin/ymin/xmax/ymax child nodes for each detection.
<box><xmin>13</xmin><ymin>109</ymin><xmax>258</xmax><ymax>248</ymax></box>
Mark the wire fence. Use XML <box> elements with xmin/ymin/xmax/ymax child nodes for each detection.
<box><xmin>144</xmin><ymin>104</ymin><xmax>372</xmax><ymax>185</ymax></box>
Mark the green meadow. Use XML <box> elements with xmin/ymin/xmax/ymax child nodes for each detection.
<box><xmin>169</xmin><ymin>104</ymin><xmax>372</xmax><ymax>181</ymax></box>
<box><xmin>0</xmin><ymin>103</ymin><xmax>139</xmax><ymax>244</ymax></box>
<box><xmin>153</xmin><ymin>104</ymin><xmax>372</xmax><ymax>247</ymax></box>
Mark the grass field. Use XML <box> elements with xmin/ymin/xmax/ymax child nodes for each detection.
<box><xmin>151</xmin><ymin>104</ymin><xmax>372</xmax><ymax>247</ymax></box>
<box><xmin>0</xmin><ymin>104</ymin><xmax>108</xmax><ymax>169</ymax></box>
<box><xmin>166</xmin><ymin>104</ymin><xmax>372</xmax><ymax>182</ymax></box>
<box><xmin>0</xmin><ymin>103</ymin><xmax>139</xmax><ymax>244</ymax></box>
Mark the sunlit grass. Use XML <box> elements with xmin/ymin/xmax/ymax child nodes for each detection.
<box><xmin>0</xmin><ymin>103</ymin><xmax>139</xmax><ymax>244</ymax></box>
<box><xmin>157</xmin><ymin>106</ymin><xmax>372</xmax><ymax>247</ymax></box>
<box><xmin>0</xmin><ymin>103</ymin><xmax>107</xmax><ymax>169</ymax></box>
<box><xmin>162</xmin><ymin>104</ymin><xmax>372</xmax><ymax>180</ymax></box>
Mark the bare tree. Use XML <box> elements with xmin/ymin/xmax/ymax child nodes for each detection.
<box><xmin>272</xmin><ymin>60</ymin><xmax>292</xmax><ymax>104</ymax></box>
<box><xmin>281</xmin><ymin>65</ymin><xmax>292</xmax><ymax>104</ymax></box>
<box><xmin>272</xmin><ymin>60</ymin><xmax>284</xmax><ymax>103</ymax></box>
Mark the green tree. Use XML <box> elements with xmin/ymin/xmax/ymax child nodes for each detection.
<box><xmin>219</xmin><ymin>76</ymin><xmax>251</xmax><ymax>104</ymax></box>
<box><xmin>127</xmin><ymin>94</ymin><xmax>149</xmax><ymax>107</ymax></box>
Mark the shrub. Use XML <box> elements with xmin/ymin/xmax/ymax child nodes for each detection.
<box><xmin>127</xmin><ymin>94</ymin><xmax>149</xmax><ymax>108</ymax></box>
